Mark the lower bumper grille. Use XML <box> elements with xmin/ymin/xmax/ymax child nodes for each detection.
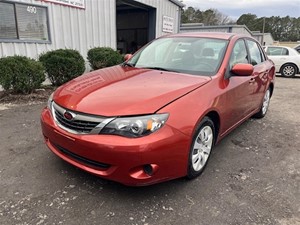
<box><xmin>52</xmin><ymin>142</ymin><xmax>110</xmax><ymax>170</ymax></box>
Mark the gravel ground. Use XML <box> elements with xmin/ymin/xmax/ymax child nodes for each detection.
<box><xmin>0</xmin><ymin>76</ymin><xmax>299</xmax><ymax>225</ymax></box>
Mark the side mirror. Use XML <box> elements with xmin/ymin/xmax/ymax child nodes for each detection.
<box><xmin>231</xmin><ymin>63</ymin><xmax>254</xmax><ymax>76</ymax></box>
<box><xmin>124</xmin><ymin>54</ymin><xmax>133</xmax><ymax>61</ymax></box>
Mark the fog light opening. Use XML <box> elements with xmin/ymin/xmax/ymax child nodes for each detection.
<box><xmin>143</xmin><ymin>164</ymin><xmax>153</xmax><ymax>176</ymax></box>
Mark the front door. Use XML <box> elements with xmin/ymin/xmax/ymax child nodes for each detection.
<box><xmin>221</xmin><ymin>39</ymin><xmax>255</xmax><ymax>133</ymax></box>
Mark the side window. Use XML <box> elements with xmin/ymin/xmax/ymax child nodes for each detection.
<box><xmin>266</xmin><ymin>47</ymin><xmax>286</xmax><ymax>56</ymax></box>
<box><xmin>246</xmin><ymin>40</ymin><xmax>264</xmax><ymax>65</ymax></box>
<box><xmin>282</xmin><ymin>48</ymin><xmax>289</xmax><ymax>55</ymax></box>
<box><xmin>229</xmin><ymin>39</ymin><xmax>248</xmax><ymax>69</ymax></box>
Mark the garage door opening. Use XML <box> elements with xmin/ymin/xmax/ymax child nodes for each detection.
<box><xmin>116</xmin><ymin>0</ymin><xmax>156</xmax><ymax>54</ymax></box>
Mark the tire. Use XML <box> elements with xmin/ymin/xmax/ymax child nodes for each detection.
<box><xmin>253</xmin><ymin>87</ymin><xmax>271</xmax><ymax>119</ymax></box>
<box><xmin>187</xmin><ymin>117</ymin><xmax>215</xmax><ymax>179</ymax></box>
<box><xmin>280</xmin><ymin>64</ymin><xmax>297</xmax><ymax>77</ymax></box>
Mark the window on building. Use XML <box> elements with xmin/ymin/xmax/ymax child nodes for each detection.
<box><xmin>0</xmin><ymin>1</ymin><xmax>50</xmax><ymax>42</ymax></box>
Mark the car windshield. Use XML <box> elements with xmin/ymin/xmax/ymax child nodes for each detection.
<box><xmin>127</xmin><ymin>37</ymin><xmax>228</xmax><ymax>76</ymax></box>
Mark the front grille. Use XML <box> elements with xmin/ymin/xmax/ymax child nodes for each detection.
<box><xmin>53</xmin><ymin>142</ymin><xmax>111</xmax><ymax>170</ymax></box>
<box><xmin>51</xmin><ymin>102</ymin><xmax>111</xmax><ymax>134</ymax></box>
<box><xmin>54</xmin><ymin>110</ymin><xmax>99</xmax><ymax>133</ymax></box>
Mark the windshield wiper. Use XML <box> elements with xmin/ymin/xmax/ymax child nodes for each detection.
<box><xmin>122</xmin><ymin>62</ymin><xmax>135</xmax><ymax>67</ymax></box>
<box><xmin>141</xmin><ymin>67</ymin><xmax>177</xmax><ymax>72</ymax></box>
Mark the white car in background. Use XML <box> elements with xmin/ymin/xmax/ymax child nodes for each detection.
<box><xmin>264</xmin><ymin>46</ymin><xmax>300</xmax><ymax>77</ymax></box>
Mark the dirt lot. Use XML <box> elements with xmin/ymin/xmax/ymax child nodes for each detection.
<box><xmin>0</xmin><ymin>76</ymin><xmax>299</xmax><ymax>225</ymax></box>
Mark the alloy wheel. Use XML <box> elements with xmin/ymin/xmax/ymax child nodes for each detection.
<box><xmin>262</xmin><ymin>89</ymin><xmax>271</xmax><ymax>115</ymax></box>
<box><xmin>191</xmin><ymin>125</ymin><xmax>213</xmax><ymax>172</ymax></box>
<box><xmin>282</xmin><ymin>65</ymin><xmax>296</xmax><ymax>77</ymax></box>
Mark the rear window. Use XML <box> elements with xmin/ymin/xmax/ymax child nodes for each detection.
<box><xmin>266</xmin><ymin>47</ymin><xmax>289</xmax><ymax>56</ymax></box>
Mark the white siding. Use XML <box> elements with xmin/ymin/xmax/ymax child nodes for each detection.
<box><xmin>263</xmin><ymin>34</ymin><xmax>274</xmax><ymax>45</ymax></box>
<box><xmin>0</xmin><ymin>0</ymin><xmax>180</xmax><ymax>62</ymax></box>
<box><xmin>180</xmin><ymin>26</ymin><xmax>253</xmax><ymax>37</ymax></box>
<box><xmin>232</xmin><ymin>27</ymin><xmax>252</xmax><ymax>37</ymax></box>
<box><xmin>0</xmin><ymin>0</ymin><xmax>181</xmax><ymax>60</ymax></box>
<box><xmin>252</xmin><ymin>33</ymin><xmax>274</xmax><ymax>45</ymax></box>
<box><xmin>0</xmin><ymin>0</ymin><xmax>117</xmax><ymax>59</ymax></box>
<box><xmin>181</xmin><ymin>28</ymin><xmax>229</xmax><ymax>33</ymax></box>
<box><xmin>136</xmin><ymin>0</ymin><xmax>180</xmax><ymax>36</ymax></box>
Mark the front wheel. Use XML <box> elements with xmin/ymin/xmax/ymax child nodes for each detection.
<box><xmin>281</xmin><ymin>64</ymin><xmax>297</xmax><ymax>77</ymax></box>
<box><xmin>253</xmin><ymin>87</ymin><xmax>271</xmax><ymax>118</ymax></box>
<box><xmin>187</xmin><ymin>117</ymin><xmax>215</xmax><ymax>179</ymax></box>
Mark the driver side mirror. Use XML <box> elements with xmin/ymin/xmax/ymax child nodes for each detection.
<box><xmin>231</xmin><ymin>63</ymin><xmax>254</xmax><ymax>76</ymax></box>
<box><xmin>124</xmin><ymin>54</ymin><xmax>133</xmax><ymax>62</ymax></box>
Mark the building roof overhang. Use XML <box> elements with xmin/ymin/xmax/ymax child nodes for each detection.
<box><xmin>169</xmin><ymin>0</ymin><xmax>185</xmax><ymax>8</ymax></box>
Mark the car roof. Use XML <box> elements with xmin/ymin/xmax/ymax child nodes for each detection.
<box><xmin>165</xmin><ymin>32</ymin><xmax>245</xmax><ymax>40</ymax></box>
<box><xmin>265</xmin><ymin>45</ymin><xmax>294</xmax><ymax>50</ymax></box>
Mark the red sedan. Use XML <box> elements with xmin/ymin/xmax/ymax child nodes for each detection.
<box><xmin>41</xmin><ymin>33</ymin><xmax>275</xmax><ymax>186</ymax></box>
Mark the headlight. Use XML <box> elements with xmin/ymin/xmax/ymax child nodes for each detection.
<box><xmin>101</xmin><ymin>114</ymin><xmax>169</xmax><ymax>138</ymax></box>
<box><xmin>47</xmin><ymin>92</ymin><xmax>54</xmax><ymax>109</ymax></box>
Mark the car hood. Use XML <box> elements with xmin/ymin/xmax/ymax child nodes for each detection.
<box><xmin>53</xmin><ymin>65</ymin><xmax>211</xmax><ymax>116</ymax></box>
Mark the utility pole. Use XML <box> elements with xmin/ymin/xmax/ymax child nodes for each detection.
<box><xmin>262</xmin><ymin>17</ymin><xmax>265</xmax><ymax>46</ymax></box>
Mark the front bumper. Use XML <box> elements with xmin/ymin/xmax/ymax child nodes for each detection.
<box><xmin>41</xmin><ymin>107</ymin><xmax>190</xmax><ymax>186</ymax></box>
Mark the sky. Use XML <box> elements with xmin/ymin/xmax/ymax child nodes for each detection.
<box><xmin>182</xmin><ymin>0</ymin><xmax>300</xmax><ymax>20</ymax></box>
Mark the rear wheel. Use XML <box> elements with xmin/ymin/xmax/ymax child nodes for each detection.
<box><xmin>253</xmin><ymin>87</ymin><xmax>271</xmax><ymax>118</ymax></box>
<box><xmin>281</xmin><ymin>64</ymin><xmax>296</xmax><ymax>77</ymax></box>
<box><xmin>187</xmin><ymin>117</ymin><xmax>215</xmax><ymax>179</ymax></box>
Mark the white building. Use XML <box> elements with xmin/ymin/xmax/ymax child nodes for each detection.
<box><xmin>180</xmin><ymin>24</ymin><xmax>274</xmax><ymax>45</ymax></box>
<box><xmin>0</xmin><ymin>0</ymin><xmax>184</xmax><ymax>60</ymax></box>
<box><xmin>181</xmin><ymin>24</ymin><xmax>253</xmax><ymax>37</ymax></box>
<box><xmin>251</xmin><ymin>31</ymin><xmax>274</xmax><ymax>46</ymax></box>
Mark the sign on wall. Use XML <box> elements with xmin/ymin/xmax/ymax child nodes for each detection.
<box><xmin>36</xmin><ymin>0</ymin><xmax>85</xmax><ymax>9</ymax></box>
<box><xmin>162</xmin><ymin>16</ymin><xmax>174</xmax><ymax>33</ymax></box>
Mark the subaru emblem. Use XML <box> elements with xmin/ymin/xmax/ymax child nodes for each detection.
<box><xmin>64</xmin><ymin>111</ymin><xmax>73</xmax><ymax>120</ymax></box>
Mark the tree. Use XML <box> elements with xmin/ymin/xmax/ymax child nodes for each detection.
<box><xmin>181</xmin><ymin>6</ymin><xmax>235</xmax><ymax>25</ymax></box>
<box><xmin>237</xmin><ymin>14</ymin><xmax>300</xmax><ymax>41</ymax></box>
<box><xmin>181</xmin><ymin>7</ymin><xmax>300</xmax><ymax>41</ymax></box>
<box><xmin>236</xmin><ymin>13</ymin><xmax>260</xmax><ymax>31</ymax></box>
<box><xmin>202</xmin><ymin>9</ymin><xmax>218</xmax><ymax>25</ymax></box>
<box><xmin>215</xmin><ymin>10</ymin><xmax>235</xmax><ymax>25</ymax></box>
<box><xmin>181</xmin><ymin>6</ymin><xmax>203</xmax><ymax>23</ymax></box>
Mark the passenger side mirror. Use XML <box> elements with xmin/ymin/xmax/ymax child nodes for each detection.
<box><xmin>231</xmin><ymin>63</ymin><xmax>254</xmax><ymax>76</ymax></box>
